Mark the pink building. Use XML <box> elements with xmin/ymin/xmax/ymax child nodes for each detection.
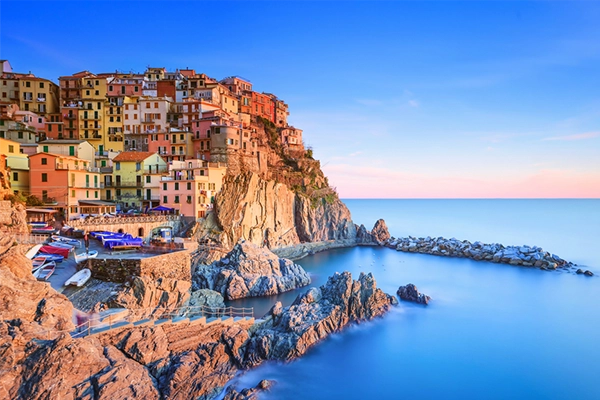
<box><xmin>159</xmin><ymin>159</ymin><xmax>226</xmax><ymax>219</ymax></box>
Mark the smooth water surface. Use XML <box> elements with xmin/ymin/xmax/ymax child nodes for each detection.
<box><xmin>228</xmin><ymin>200</ymin><xmax>600</xmax><ymax>399</ymax></box>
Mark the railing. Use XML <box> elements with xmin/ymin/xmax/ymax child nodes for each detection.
<box><xmin>56</xmin><ymin>164</ymin><xmax>101</xmax><ymax>173</ymax></box>
<box><xmin>66</xmin><ymin>304</ymin><xmax>254</xmax><ymax>339</ymax></box>
<box><xmin>14</xmin><ymin>233</ymin><xmax>50</xmax><ymax>244</ymax></box>
<box><xmin>113</xmin><ymin>181</ymin><xmax>143</xmax><ymax>188</ymax></box>
<box><xmin>69</xmin><ymin>214</ymin><xmax>179</xmax><ymax>227</ymax></box>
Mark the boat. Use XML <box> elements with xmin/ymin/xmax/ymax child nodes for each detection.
<box><xmin>31</xmin><ymin>226</ymin><xmax>57</xmax><ymax>235</ymax></box>
<box><xmin>47</xmin><ymin>241</ymin><xmax>75</xmax><ymax>250</ymax></box>
<box><xmin>39</xmin><ymin>245</ymin><xmax>70</xmax><ymax>259</ymax></box>
<box><xmin>105</xmin><ymin>237</ymin><xmax>143</xmax><ymax>250</ymax></box>
<box><xmin>32</xmin><ymin>253</ymin><xmax>64</xmax><ymax>265</ymax></box>
<box><xmin>33</xmin><ymin>261</ymin><xmax>56</xmax><ymax>281</ymax></box>
<box><xmin>51</xmin><ymin>235</ymin><xmax>81</xmax><ymax>247</ymax></box>
<box><xmin>90</xmin><ymin>231</ymin><xmax>116</xmax><ymax>240</ymax></box>
<box><xmin>74</xmin><ymin>250</ymin><xmax>98</xmax><ymax>264</ymax></box>
<box><xmin>25</xmin><ymin>244</ymin><xmax>43</xmax><ymax>260</ymax></box>
<box><xmin>64</xmin><ymin>268</ymin><xmax>92</xmax><ymax>287</ymax></box>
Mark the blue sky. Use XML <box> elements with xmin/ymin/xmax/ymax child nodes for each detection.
<box><xmin>2</xmin><ymin>1</ymin><xmax>599</xmax><ymax>198</ymax></box>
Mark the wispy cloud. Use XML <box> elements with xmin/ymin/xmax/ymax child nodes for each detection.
<box><xmin>348</xmin><ymin>151</ymin><xmax>363</xmax><ymax>157</ymax></box>
<box><xmin>542</xmin><ymin>132</ymin><xmax>600</xmax><ymax>141</ymax></box>
<box><xmin>408</xmin><ymin>100</ymin><xmax>420</xmax><ymax>108</ymax></box>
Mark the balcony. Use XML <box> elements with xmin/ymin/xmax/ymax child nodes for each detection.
<box><xmin>80</xmin><ymin>114</ymin><xmax>101</xmax><ymax>120</ymax></box>
<box><xmin>114</xmin><ymin>180</ymin><xmax>143</xmax><ymax>188</ymax></box>
<box><xmin>56</xmin><ymin>164</ymin><xmax>100</xmax><ymax>173</ymax></box>
<box><xmin>95</xmin><ymin>151</ymin><xmax>109</xmax><ymax>157</ymax></box>
<box><xmin>92</xmin><ymin>134</ymin><xmax>102</xmax><ymax>139</ymax></box>
<box><xmin>141</xmin><ymin>117</ymin><xmax>156</xmax><ymax>123</ymax></box>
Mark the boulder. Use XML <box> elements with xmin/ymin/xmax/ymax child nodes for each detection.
<box><xmin>194</xmin><ymin>240</ymin><xmax>310</xmax><ymax>300</ymax></box>
<box><xmin>397</xmin><ymin>284</ymin><xmax>431</xmax><ymax>305</ymax></box>
<box><xmin>223</xmin><ymin>380</ymin><xmax>274</xmax><ymax>400</ymax></box>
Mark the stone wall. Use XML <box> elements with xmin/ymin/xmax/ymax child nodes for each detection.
<box><xmin>69</xmin><ymin>215</ymin><xmax>182</xmax><ymax>240</ymax></box>
<box><xmin>89</xmin><ymin>248</ymin><xmax>193</xmax><ymax>283</ymax></box>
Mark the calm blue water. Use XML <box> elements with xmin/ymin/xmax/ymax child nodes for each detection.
<box><xmin>228</xmin><ymin>200</ymin><xmax>600</xmax><ymax>399</ymax></box>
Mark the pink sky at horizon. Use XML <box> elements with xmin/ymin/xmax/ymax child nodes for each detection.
<box><xmin>324</xmin><ymin>165</ymin><xmax>600</xmax><ymax>199</ymax></box>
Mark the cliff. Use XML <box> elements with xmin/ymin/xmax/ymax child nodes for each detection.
<box><xmin>214</xmin><ymin>171</ymin><xmax>356</xmax><ymax>250</ymax></box>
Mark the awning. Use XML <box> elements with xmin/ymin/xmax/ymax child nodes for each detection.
<box><xmin>26</xmin><ymin>208</ymin><xmax>58</xmax><ymax>213</ymax></box>
<box><xmin>150</xmin><ymin>205</ymin><xmax>174</xmax><ymax>212</ymax></box>
<box><xmin>78</xmin><ymin>200</ymin><xmax>116</xmax><ymax>206</ymax></box>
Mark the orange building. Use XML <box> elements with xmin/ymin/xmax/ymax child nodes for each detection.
<box><xmin>29</xmin><ymin>152</ymin><xmax>101</xmax><ymax>219</ymax></box>
<box><xmin>251</xmin><ymin>92</ymin><xmax>274</xmax><ymax>123</ymax></box>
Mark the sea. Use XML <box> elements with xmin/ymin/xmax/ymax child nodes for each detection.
<box><xmin>226</xmin><ymin>199</ymin><xmax>600</xmax><ymax>400</ymax></box>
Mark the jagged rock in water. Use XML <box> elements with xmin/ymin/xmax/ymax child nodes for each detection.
<box><xmin>245</xmin><ymin>271</ymin><xmax>397</xmax><ymax>366</ymax></box>
<box><xmin>356</xmin><ymin>219</ymin><xmax>391</xmax><ymax>245</ymax></box>
<box><xmin>195</xmin><ymin>240</ymin><xmax>310</xmax><ymax>300</ymax></box>
<box><xmin>223</xmin><ymin>380</ymin><xmax>274</xmax><ymax>400</ymax></box>
<box><xmin>397</xmin><ymin>284</ymin><xmax>431</xmax><ymax>305</ymax></box>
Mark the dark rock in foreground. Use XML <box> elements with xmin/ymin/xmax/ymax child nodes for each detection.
<box><xmin>194</xmin><ymin>240</ymin><xmax>311</xmax><ymax>300</ymax></box>
<box><xmin>397</xmin><ymin>284</ymin><xmax>431</xmax><ymax>305</ymax></box>
<box><xmin>245</xmin><ymin>271</ymin><xmax>397</xmax><ymax>366</ymax></box>
<box><xmin>577</xmin><ymin>269</ymin><xmax>594</xmax><ymax>276</ymax></box>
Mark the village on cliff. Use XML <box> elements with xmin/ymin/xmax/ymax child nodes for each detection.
<box><xmin>0</xmin><ymin>59</ymin><xmax>304</xmax><ymax>220</ymax></box>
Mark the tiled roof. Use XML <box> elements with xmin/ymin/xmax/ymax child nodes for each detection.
<box><xmin>113</xmin><ymin>151</ymin><xmax>159</xmax><ymax>162</ymax></box>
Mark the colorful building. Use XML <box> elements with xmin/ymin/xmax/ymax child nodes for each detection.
<box><xmin>0</xmin><ymin>138</ymin><xmax>29</xmax><ymax>194</ymax></box>
<box><xmin>29</xmin><ymin>152</ymin><xmax>101</xmax><ymax>219</ymax></box>
<box><xmin>111</xmin><ymin>151</ymin><xmax>168</xmax><ymax>210</ymax></box>
<box><xmin>37</xmin><ymin>139</ymin><xmax>95</xmax><ymax>164</ymax></box>
<box><xmin>159</xmin><ymin>159</ymin><xmax>226</xmax><ymax>219</ymax></box>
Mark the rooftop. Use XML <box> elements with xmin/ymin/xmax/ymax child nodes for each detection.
<box><xmin>113</xmin><ymin>151</ymin><xmax>159</xmax><ymax>162</ymax></box>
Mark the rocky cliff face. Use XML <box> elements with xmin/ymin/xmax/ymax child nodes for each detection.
<box><xmin>194</xmin><ymin>240</ymin><xmax>311</xmax><ymax>300</ymax></box>
<box><xmin>214</xmin><ymin>171</ymin><xmax>356</xmax><ymax>250</ymax></box>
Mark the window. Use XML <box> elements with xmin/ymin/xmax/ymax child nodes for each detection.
<box><xmin>146</xmin><ymin>103</ymin><xmax>150</xmax><ymax>109</ymax></box>
<box><xmin>71</xmin><ymin>190</ymin><xmax>75</xmax><ymax>197</ymax></box>
<box><xmin>134</xmin><ymin>86</ymin><xmax>139</xmax><ymax>92</ymax></box>
<box><xmin>86</xmin><ymin>190</ymin><xmax>89</xmax><ymax>198</ymax></box>
<box><xmin>174</xmin><ymin>182</ymin><xmax>179</xmax><ymax>190</ymax></box>
<box><xmin>187</xmin><ymin>182</ymin><xmax>191</xmax><ymax>190</ymax></box>
<box><xmin>25</xmin><ymin>81</ymin><xmax>31</xmax><ymax>88</ymax></box>
<box><xmin>86</xmin><ymin>90</ymin><xmax>90</xmax><ymax>96</ymax></box>
<box><xmin>115</xmin><ymin>162</ymin><xmax>120</xmax><ymax>170</ymax></box>
<box><xmin>95</xmin><ymin>191</ymin><xmax>98</xmax><ymax>198</ymax></box>
<box><xmin>109</xmin><ymin>85</ymin><xmax>113</xmax><ymax>91</ymax></box>
<box><xmin>41</xmin><ymin>173</ymin><xmax>47</xmax><ymax>182</ymax></box>
<box><xmin>154</xmin><ymin>102</ymin><xmax>158</xmax><ymax>108</ymax></box>
<box><xmin>187</xmin><ymin>195</ymin><xmax>192</xmax><ymax>203</ymax></box>
<box><xmin>163</xmin><ymin>195</ymin><xmax>168</xmax><ymax>203</ymax></box>
<box><xmin>41</xmin><ymin>157</ymin><xmax>47</xmax><ymax>165</ymax></box>
<box><xmin>39</xmin><ymin>82</ymin><xmax>45</xmax><ymax>88</ymax></box>
<box><xmin>8</xmin><ymin>145</ymin><xmax>14</xmax><ymax>153</ymax></box>
<box><xmin>136</xmin><ymin>162</ymin><xmax>141</xmax><ymax>171</ymax></box>
<box><xmin>12</xmin><ymin>172</ymin><xmax>18</xmax><ymax>181</ymax></box>
<box><xmin>42</xmin><ymin>190</ymin><xmax>47</xmax><ymax>200</ymax></box>
<box><xmin>174</xmin><ymin>195</ymin><xmax>180</xmax><ymax>203</ymax></box>
<box><xmin>163</xmin><ymin>182</ymin><xmax>167</xmax><ymax>190</ymax></box>
<box><xmin>43</xmin><ymin>145</ymin><xmax>49</xmax><ymax>152</ymax></box>
<box><xmin>146</xmin><ymin>176</ymin><xmax>151</xmax><ymax>183</ymax></box>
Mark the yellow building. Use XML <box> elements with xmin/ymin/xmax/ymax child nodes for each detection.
<box><xmin>0</xmin><ymin>138</ymin><xmax>29</xmax><ymax>194</ymax></box>
<box><xmin>19</xmin><ymin>77</ymin><xmax>59</xmax><ymax>117</ymax></box>
<box><xmin>111</xmin><ymin>151</ymin><xmax>168</xmax><ymax>211</ymax></box>
<box><xmin>78</xmin><ymin>75</ymin><xmax>108</xmax><ymax>151</ymax></box>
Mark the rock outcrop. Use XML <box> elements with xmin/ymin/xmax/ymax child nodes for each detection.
<box><xmin>195</xmin><ymin>240</ymin><xmax>310</xmax><ymax>300</ymax></box>
<box><xmin>185</xmin><ymin>288</ymin><xmax>226</xmax><ymax>315</ymax></box>
<box><xmin>245</xmin><ymin>271</ymin><xmax>397</xmax><ymax>365</ymax></box>
<box><xmin>109</xmin><ymin>277</ymin><xmax>191</xmax><ymax>318</ymax></box>
<box><xmin>0</xmin><ymin>246</ymin><xmax>73</xmax><ymax>331</ymax></box>
<box><xmin>397</xmin><ymin>284</ymin><xmax>431</xmax><ymax>305</ymax></box>
<box><xmin>357</xmin><ymin>219</ymin><xmax>390</xmax><ymax>245</ymax></box>
<box><xmin>386</xmin><ymin>236</ymin><xmax>577</xmax><ymax>271</ymax></box>
<box><xmin>213</xmin><ymin>172</ymin><xmax>357</xmax><ymax>251</ymax></box>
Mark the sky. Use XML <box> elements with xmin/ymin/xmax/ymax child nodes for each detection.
<box><xmin>1</xmin><ymin>0</ymin><xmax>599</xmax><ymax>198</ymax></box>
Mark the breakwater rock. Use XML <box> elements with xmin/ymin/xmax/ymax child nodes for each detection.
<box><xmin>386</xmin><ymin>236</ymin><xmax>576</xmax><ymax>271</ymax></box>
<box><xmin>245</xmin><ymin>271</ymin><xmax>397</xmax><ymax>366</ymax></box>
<box><xmin>357</xmin><ymin>219</ymin><xmax>391</xmax><ymax>245</ymax></box>
<box><xmin>397</xmin><ymin>284</ymin><xmax>431</xmax><ymax>305</ymax></box>
<box><xmin>194</xmin><ymin>240</ymin><xmax>311</xmax><ymax>300</ymax></box>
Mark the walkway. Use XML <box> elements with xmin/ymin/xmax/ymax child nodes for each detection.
<box><xmin>69</xmin><ymin>304</ymin><xmax>255</xmax><ymax>338</ymax></box>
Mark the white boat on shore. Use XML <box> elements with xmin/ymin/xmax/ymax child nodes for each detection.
<box><xmin>47</xmin><ymin>241</ymin><xmax>75</xmax><ymax>251</ymax></box>
<box><xmin>74</xmin><ymin>250</ymin><xmax>98</xmax><ymax>264</ymax></box>
<box><xmin>25</xmin><ymin>244</ymin><xmax>43</xmax><ymax>260</ymax></box>
<box><xmin>64</xmin><ymin>268</ymin><xmax>92</xmax><ymax>287</ymax></box>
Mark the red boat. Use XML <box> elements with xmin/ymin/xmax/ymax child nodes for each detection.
<box><xmin>39</xmin><ymin>245</ymin><xmax>69</xmax><ymax>259</ymax></box>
